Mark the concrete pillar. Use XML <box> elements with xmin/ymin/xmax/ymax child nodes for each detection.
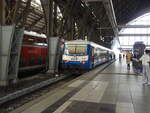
<box><xmin>0</xmin><ymin>26</ymin><xmax>15</xmax><ymax>86</ymax></box>
<box><xmin>48</xmin><ymin>37</ymin><xmax>60</xmax><ymax>73</ymax></box>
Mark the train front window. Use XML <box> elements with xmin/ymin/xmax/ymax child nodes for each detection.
<box><xmin>65</xmin><ymin>44</ymin><xmax>87</xmax><ymax>55</ymax></box>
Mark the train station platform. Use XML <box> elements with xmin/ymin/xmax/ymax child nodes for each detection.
<box><xmin>11</xmin><ymin>59</ymin><xmax>150</xmax><ymax>113</ymax></box>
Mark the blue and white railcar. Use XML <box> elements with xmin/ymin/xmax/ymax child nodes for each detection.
<box><xmin>61</xmin><ymin>40</ymin><xmax>114</xmax><ymax>70</ymax></box>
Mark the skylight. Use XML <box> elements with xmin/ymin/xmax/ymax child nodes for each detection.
<box><xmin>119</xmin><ymin>13</ymin><xmax>150</xmax><ymax>48</ymax></box>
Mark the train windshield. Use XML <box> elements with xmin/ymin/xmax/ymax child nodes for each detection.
<box><xmin>64</xmin><ymin>44</ymin><xmax>87</xmax><ymax>55</ymax></box>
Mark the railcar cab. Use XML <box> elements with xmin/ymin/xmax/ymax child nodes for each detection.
<box><xmin>62</xmin><ymin>40</ymin><xmax>91</xmax><ymax>70</ymax></box>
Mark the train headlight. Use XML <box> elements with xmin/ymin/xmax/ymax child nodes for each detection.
<box><xmin>82</xmin><ymin>61</ymin><xmax>85</xmax><ymax>64</ymax></box>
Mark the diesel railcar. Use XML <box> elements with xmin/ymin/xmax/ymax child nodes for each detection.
<box><xmin>19</xmin><ymin>32</ymin><xmax>48</xmax><ymax>73</ymax></box>
<box><xmin>61</xmin><ymin>40</ymin><xmax>114</xmax><ymax>70</ymax></box>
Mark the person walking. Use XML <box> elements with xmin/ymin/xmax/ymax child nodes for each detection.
<box><xmin>126</xmin><ymin>53</ymin><xmax>132</xmax><ymax>70</ymax></box>
<box><xmin>139</xmin><ymin>50</ymin><xmax>150</xmax><ymax>84</ymax></box>
<box><xmin>123</xmin><ymin>54</ymin><xmax>125</xmax><ymax>59</ymax></box>
<box><xmin>119</xmin><ymin>54</ymin><xmax>122</xmax><ymax>62</ymax></box>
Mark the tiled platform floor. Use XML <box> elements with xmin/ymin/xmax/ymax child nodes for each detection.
<box><xmin>11</xmin><ymin>59</ymin><xmax>150</xmax><ymax>113</ymax></box>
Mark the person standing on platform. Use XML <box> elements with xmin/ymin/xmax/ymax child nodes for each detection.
<box><xmin>139</xmin><ymin>50</ymin><xmax>150</xmax><ymax>84</ymax></box>
<box><xmin>119</xmin><ymin>54</ymin><xmax>122</xmax><ymax>62</ymax></box>
<box><xmin>126</xmin><ymin>53</ymin><xmax>132</xmax><ymax>70</ymax></box>
<box><xmin>123</xmin><ymin>54</ymin><xmax>125</xmax><ymax>59</ymax></box>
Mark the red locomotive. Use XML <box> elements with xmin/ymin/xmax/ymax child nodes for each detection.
<box><xmin>19</xmin><ymin>32</ymin><xmax>48</xmax><ymax>74</ymax></box>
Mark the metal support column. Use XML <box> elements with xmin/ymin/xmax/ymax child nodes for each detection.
<box><xmin>88</xmin><ymin>28</ymin><xmax>93</xmax><ymax>41</ymax></box>
<box><xmin>70</xmin><ymin>18</ymin><xmax>74</xmax><ymax>40</ymax></box>
<box><xmin>67</xmin><ymin>16</ymin><xmax>74</xmax><ymax>40</ymax></box>
<box><xmin>53</xmin><ymin>2</ymin><xmax>58</xmax><ymax>36</ymax></box>
<box><xmin>0</xmin><ymin>0</ymin><xmax>5</xmax><ymax>25</ymax></box>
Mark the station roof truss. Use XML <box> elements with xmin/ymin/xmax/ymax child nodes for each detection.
<box><xmin>3</xmin><ymin>0</ymin><xmax>150</xmax><ymax>48</ymax></box>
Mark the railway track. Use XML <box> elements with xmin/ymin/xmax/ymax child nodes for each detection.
<box><xmin>0</xmin><ymin>75</ymin><xmax>70</xmax><ymax>105</ymax></box>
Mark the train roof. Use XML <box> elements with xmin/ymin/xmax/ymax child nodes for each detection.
<box><xmin>65</xmin><ymin>40</ymin><xmax>113</xmax><ymax>52</ymax></box>
<box><xmin>24</xmin><ymin>30</ymin><xmax>46</xmax><ymax>38</ymax></box>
